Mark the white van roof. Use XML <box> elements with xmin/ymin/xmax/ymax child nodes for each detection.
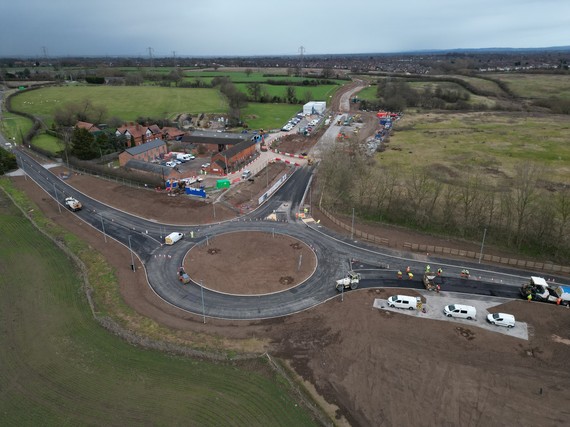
<box><xmin>531</xmin><ymin>276</ymin><xmax>548</xmax><ymax>286</ymax></box>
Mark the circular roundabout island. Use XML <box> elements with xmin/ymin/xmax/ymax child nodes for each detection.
<box><xmin>184</xmin><ymin>231</ymin><xmax>317</xmax><ymax>295</ymax></box>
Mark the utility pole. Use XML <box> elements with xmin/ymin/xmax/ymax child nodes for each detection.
<box><xmin>351</xmin><ymin>207</ymin><xmax>355</xmax><ymax>240</ymax></box>
<box><xmin>147</xmin><ymin>47</ymin><xmax>154</xmax><ymax>68</ymax></box>
<box><xmin>298</xmin><ymin>46</ymin><xmax>305</xmax><ymax>76</ymax></box>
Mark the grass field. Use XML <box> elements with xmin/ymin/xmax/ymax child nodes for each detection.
<box><xmin>242</xmin><ymin>103</ymin><xmax>302</xmax><ymax>130</ymax></box>
<box><xmin>31</xmin><ymin>132</ymin><xmax>61</xmax><ymax>153</ymax></box>
<box><xmin>0</xmin><ymin>112</ymin><xmax>34</xmax><ymax>144</ymax></box>
<box><xmin>387</xmin><ymin>111</ymin><xmax>570</xmax><ymax>184</ymax></box>
<box><xmin>10</xmin><ymin>85</ymin><xmax>227</xmax><ymax>125</ymax></box>
<box><xmin>0</xmin><ymin>187</ymin><xmax>316</xmax><ymax>426</ymax></box>
<box><xmin>234</xmin><ymin>83</ymin><xmax>338</xmax><ymax>102</ymax></box>
<box><xmin>487</xmin><ymin>73</ymin><xmax>570</xmax><ymax>100</ymax></box>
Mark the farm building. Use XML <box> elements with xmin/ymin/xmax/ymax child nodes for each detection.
<box><xmin>303</xmin><ymin>101</ymin><xmax>326</xmax><ymax>115</ymax></box>
<box><xmin>118</xmin><ymin>139</ymin><xmax>167</xmax><ymax>166</ymax></box>
<box><xmin>124</xmin><ymin>159</ymin><xmax>181</xmax><ymax>181</ymax></box>
<box><xmin>161</xmin><ymin>126</ymin><xmax>185</xmax><ymax>141</ymax></box>
<box><xmin>181</xmin><ymin>131</ymin><xmax>250</xmax><ymax>155</ymax></box>
<box><xmin>210</xmin><ymin>139</ymin><xmax>258</xmax><ymax>175</ymax></box>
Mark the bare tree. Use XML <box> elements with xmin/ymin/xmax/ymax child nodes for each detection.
<box><xmin>512</xmin><ymin>162</ymin><xmax>542</xmax><ymax>248</ymax></box>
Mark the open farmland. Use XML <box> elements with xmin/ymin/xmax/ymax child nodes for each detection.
<box><xmin>487</xmin><ymin>73</ymin><xmax>570</xmax><ymax>100</ymax></box>
<box><xmin>386</xmin><ymin>111</ymin><xmax>570</xmax><ymax>184</ymax></box>
<box><xmin>0</xmin><ymin>191</ymin><xmax>316</xmax><ymax>427</ymax></box>
<box><xmin>10</xmin><ymin>85</ymin><xmax>227</xmax><ymax>125</ymax></box>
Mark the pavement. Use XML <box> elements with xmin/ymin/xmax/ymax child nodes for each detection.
<box><xmin>373</xmin><ymin>291</ymin><xmax>529</xmax><ymax>340</ymax></box>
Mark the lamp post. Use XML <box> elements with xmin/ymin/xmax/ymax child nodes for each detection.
<box><xmin>100</xmin><ymin>214</ymin><xmax>107</xmax><ymax>243</ymax></box>
<box><xmin>200</xmin><ymin>281</ymin><xmax>206</xmax><ymax>324</ymax></box>
<box><xmin>127</xmin><ymin>235</ymin><xmax>135</xmax><ymax>271</ymax></box>
<box><xmin>478</xmin><ymin>228</ymin><xmax>487</xmax><ymax>264</ymax></box>
<box><xmin>351</xmin><ymin>207</ymin><xmax>355</xmax><ymax>240</ymax></box>
<box><xmin>53</xmin><ymin>183</ymin><xmax>62</xmax><ymax>214</ymax></box>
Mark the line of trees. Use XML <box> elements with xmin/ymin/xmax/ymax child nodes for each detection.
<box><xmin>317</xmin><ymin>145</ymin><xmax>570</xmax><ymax>262</ymax></box>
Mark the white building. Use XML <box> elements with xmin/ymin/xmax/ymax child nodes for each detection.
<box><xmin>303</xmin><ymin>101</ymin><xmax>327</xmax><ymax>115</ymax></box>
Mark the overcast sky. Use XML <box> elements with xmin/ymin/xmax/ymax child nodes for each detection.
<box><xmin>1</xmin><ymin>0</ymin><xmax>569</xmax><ymax>57</ymax></box>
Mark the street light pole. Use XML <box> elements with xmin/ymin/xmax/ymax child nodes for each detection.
<box><xmin>351</xmin><ymin>207</ymin><xmax>355</xmax><ymax>240</ymax></box>
<box><xmin>478</xmin><ymin>228</ymin><xmax>487</xmax><ymax>264</ymax></box>
<box><xmin>200</xmin><ymin>282</ymin><xmax>206</xmax><ymax>324</ymax></box>
<box><xmin>100</xmin><ymin>214</ymin><xmax>107</xmax><ymax>243</ymax></box>
<box><xmin>127</xmin><ymin>235</ymin><xmax>135</xmax><ymax>271</ymax></box>
<box><xmin>53</xmin><ymin>183</ymin><xmax>62</xmax><ymax>214</ymax></box>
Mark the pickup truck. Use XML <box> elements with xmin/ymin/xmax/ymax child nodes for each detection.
<box><xmin>64</xmin><ymin>197</ymin><xmax>82</xmax><ymax>212</ymax></box>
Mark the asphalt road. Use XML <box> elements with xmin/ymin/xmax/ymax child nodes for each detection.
<box><xmin>11</xmin><ymin>147</ymin><xmax>562</xmax><ymax>320</ymax></box>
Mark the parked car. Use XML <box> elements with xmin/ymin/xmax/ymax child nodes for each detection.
<box><xmin>165</xmin><ymin>161</ymin><xmax>177</xmax><ymax>168</ymax></box>
<box><xmin>443</xmin><ymin>304</ymin><xmax>476</xmax><ymax>320</ymax></box>
<box><xmin>486</xmin><ymin>313</ymin><xmax>515</xmax><ymax>328</ymax></box>
<box><xmin>201</xmin><ymin>162</ymin><xmax>211</xmax><ymax>169</ymax></box>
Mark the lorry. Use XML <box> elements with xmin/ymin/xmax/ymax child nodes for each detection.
<box><xmin>423</xmin><ymin>272</ymin><xmax>442</xmax><ymax>291</ymax></box>
<box><xmin>64</xmin><ymin>197</ymin><xmax>82</xmax><ymax>212</ymax></box>
<box><xmin>335</xmin><ymin>271</ymin><xmax>361</xmax><ymax>291</ymax></box>
<box><xmin>165</xmin><ymin>232</ymin><xmax>184</xmax><ymax>245</ymax></box>
<box><xmin>520</xmin><ymin>276</ymin><xmax>570</xmax><ymax>305</ymax></box>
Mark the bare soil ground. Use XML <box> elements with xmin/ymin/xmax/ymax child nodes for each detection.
<box><xmin>11</xmin><ymin>169</ymin><xmax>570</xmax><ymax>427</ymax></box>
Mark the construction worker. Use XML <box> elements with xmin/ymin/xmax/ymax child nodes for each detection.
<box><xmin>527</xmin><ymin>293</ymin><xmax>532</xmax><ymax>302</ymax></box>
<box><xmin>425</xmin><ymin>265</ymin><xmax>431</xmax><ymax>273</ymax></box>
<box><xmin>436</xmin><ymin>284</ymin><xmax>441</xmax><ymax>293</ymax></box>
<box><xmin>408</xmin><ymin>271</ymin><xmax>414</xmax><ymax>280</ymax></box>
<box><xmin>406</xmin><ymin>266</ymin><xmax>411</xmax><ymax>274</ymax></box>
<box><xmin>437</xmin><ymin>268</ymin><xmax>443</xmax><ymax>276</ymax></box>
<box><xmin>461</xmin><ymin>269</ymin><xmax>470</xmax><ymax>278</ymax></box>
<box><xmin>397</xmin><ymin>270</ymin><xmax>403</xmax><ymax>280</ymax></box>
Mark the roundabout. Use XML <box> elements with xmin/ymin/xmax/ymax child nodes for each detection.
<box><xmin>184</xmin><ymin>231</ymin><xmax>317</xmax><ymax>295</ymax></box>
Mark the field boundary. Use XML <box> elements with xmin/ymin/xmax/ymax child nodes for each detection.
<box><xmin>320</xmin><ymin>207</ymin><xmax>570</xmax><ymax>275</ymax></box>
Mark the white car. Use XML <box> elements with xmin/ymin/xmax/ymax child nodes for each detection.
<box><xmin>201</xmin><ymin>162</ymin><xmax>211</xmax><ymax>169</ymax></box>
<box><xmin>486</xmin><ymin>313</ymin><xmax>515</xmax><ymax>328</ymax></box>
<box><xmin>165</xmin><ymin>161</ymin><xmax>177</xmax><ymax>168</ymax></box>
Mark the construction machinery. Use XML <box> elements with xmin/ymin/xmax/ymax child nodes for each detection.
<box><xmin>64</xmin><ymin>197</ymin><xmax>82</xmax><ymax>212</ymax></box>
<box><xmin>423</xmin><ymin>272</ymin><xmax>442</xmax><ymax>291</ymax></box>
<box><xmin>520</xmin><ymin>276</ymin><xmax>570</xmax><ymax>305</ymax></box>
<box><xmin>335</xmin><ymin>271</ymin><xmax>361</xmax><ymax>291</ymax></box>
<box><xmin>178</xmin><ymin>267</ymin><xmax>191</xmax><ymax>284</ymax></box>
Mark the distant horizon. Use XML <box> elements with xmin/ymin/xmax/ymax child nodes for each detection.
<box><xmin>2</xmin><ymin>44</ymin><xmax>570</xmax><ymax>60</ymax></box>
<box><xmin>2</xmin><ymin>0</ymin><xmax>569</xmax><ymax>58</ymax></box>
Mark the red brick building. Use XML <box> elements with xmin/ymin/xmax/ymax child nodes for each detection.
<box><xmin>115</xmin><ymin>124</ymin><xmax>156</xmax><ymax>147</ymax></box>
<box><xmin>211</xmin><ymin>139</ymin><xmax>257</xmax><ymax>175</ymax></box>
<box><xmin>118</xmin><ymin>139</ymin><xmax>167</xmax><ymax>166</ymax></box>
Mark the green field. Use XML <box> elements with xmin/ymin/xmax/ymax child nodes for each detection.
<box><xmin>0</xmin><ymin>188</ymin><xmax>316</xmax><ymax>426</ymax></box>
<box><xmin>0</xmin><ymin>112</ymin><xmax>33</xmax><ymax>144</ymax></box>
<box><xmin>10</xmin><ymin>85</ymin><xmax>227</xmax><ymax>125</ymax></box>
<box><xmin>487</xmin><ymin>73</ymin><xmax>570</xmax><ymax>100</ymax></box>
<box><xmin>355</xmin><ymin>86</ymin><xmax>377</xmax><ymax>101</ymax></box>
<box><xmin>31</xmin><ymin>132</ymin><xmax>61</xmax><ymax>152</ymax></box>
<box><xmin>242</xmin><ymin>103</ymin><xmax>302</xmax><ymax>129</ymax></box>
<box><xmin>234</xmin><ymin>83</ymin><xmax>337</xmax><ymax>102</ymax></box>
<box><xmin>387</xmin><ymin>111</ymin><xmax>570</xmax><ymax>184</ymax></box>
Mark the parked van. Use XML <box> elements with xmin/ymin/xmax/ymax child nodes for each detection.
<box><xmin>486</xmin><ymin>312</ymin><xmax>515</xmax><ymax>328</ymax></box>
<box><xmin>241</xmin><ymin>170</ymin><xmax>252</xmax><ymax>179</ymax></box>
<box><xmin>176</xmin><ymin>153</ymin><xmax>194</xmax><ymax>162</ymax></box>
<box><xmin>387</xmin><ymin>295</ymin><xmax>418</xmax><ymax>310</ymax></box>
<box><xmin>443</xmin><ymin>304</ymin><xmax>476</xmax><ymax>320</ymax></box>
<box><xmin>165</xmin><ymin>232</ymin><xmax>184</xmax><ymax>245</ymax></box>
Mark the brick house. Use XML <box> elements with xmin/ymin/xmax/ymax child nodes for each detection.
<box><xmin>161</xmin><ymin>126</ymin><xmax>185</xmax><ymax>141</ymax></box>
<box><xmin>118</xmin><ymin>139</ymin><xmax>168</xmax><ymax>166</ymax></box>
<box><xmin>116</xmin><ymin>123</ymin><xmax>156</xmax><ymax>147</ymax></box>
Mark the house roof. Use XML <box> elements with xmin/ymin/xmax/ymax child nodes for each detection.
<box><xmin>220</xmin><ymin>139</ymin><xmax>257</xmax><ymax>159</ymax></box>
<box><xmin>75</xmin><ymin>121</ymin><xmax>100</xmax><ymax>132</ymax></box>
<box><xmin>181</xmin><ymin>131</ymin><xmax>248</xmax><ymax>146</ymax></box>
<box><xmin>125</xmin><ymin>159</ymin><xmax>175</xmax><ymax>176</ymax></box>
<box><xmin>148</xmin><ymin>124</ymin><xmax>162</xmax><ymax>135</ymax></box>
<box><xmin>124</xmin><ymin>139</ymin><xmax>166</xmax><ymax>156</ymax></box>
<box><xmin>161</xmin><ymin>127</ymin><xmax>185</xmax><ymax>137</ymax></box>
<box><xmin>117</xmin><ymin>124</ymin><xmax>148</xmax><ymax>138</ymax></box>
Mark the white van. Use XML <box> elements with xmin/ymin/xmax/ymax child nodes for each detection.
<box><xmin>165</xmin><ymin>232</ymin><xmax>184</xmax><ymax>245</ymax></box>
<box><xmin>176</xmin><ymin>153</ymin><xmax>194</xmax><ymax>162</ymax></box>
<box><xmin>387</xmin><ymin>295</ymin><xmax>418</xmax><ymax>310</ymax></box>
<box><xmin>443</xmin><ymin>304</ymin><xmax>476</xmax><ymax>320</ymax></box>
<box><xmin>486</xmin><ymin>312</ymin><xmax>515</xmax><ymax>328</ymax></box>
<box><xmin>241</xmin><ymin>170</ymin><xmax>252</xmax><ymax>179</ymax></box>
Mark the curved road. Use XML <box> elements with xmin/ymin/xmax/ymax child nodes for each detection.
<box><xmin>11</xmin><ymin>148</ymin><xmax>563</xmax><ymax>320</ymax></box>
